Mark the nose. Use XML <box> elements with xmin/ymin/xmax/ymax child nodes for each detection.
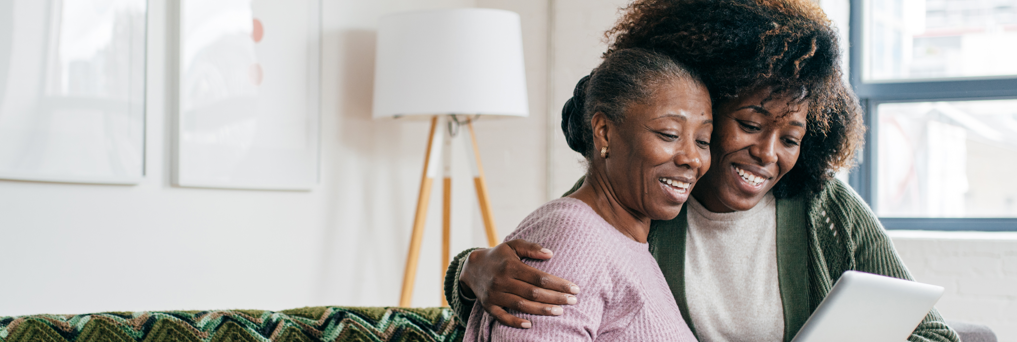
<box><xmin>750</xmin><ymin>131</ymin><xmax>779</xmax><ymax>165</ymax></box>
<box><xmin>673</xmin><ymin>136</ymin><xmax>703</xmax><ymax>171</ymax></box>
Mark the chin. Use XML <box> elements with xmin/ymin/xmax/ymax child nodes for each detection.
<box><xmin>647</xmin><ymin>205</ymin><xmax>685</xmax><ymax>221</ymax></box>
<box><xmin>719</xmin><ymin>191</ymin><xmax>766</xmax><ymax>212</ymax></box>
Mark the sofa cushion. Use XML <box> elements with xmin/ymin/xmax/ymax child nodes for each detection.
<box><xmin>0</xmin><ymin>306</ymin><xmax>464</xmax><ymax>342</ymax></box>
<box><xmin>946</xmin><ymin>320</ymin><xmax>997</xmax><ymax>342</ymax></box>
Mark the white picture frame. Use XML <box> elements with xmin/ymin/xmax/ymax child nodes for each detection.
<box><xmin>175</xmin><ymin>0</ymin><xmax>321</xmax><ymax>190</ymax></box>
<box><xmin>0</xmin><ymin>0</ymin><xmax>147</xmax><ymax>185</ymax></box>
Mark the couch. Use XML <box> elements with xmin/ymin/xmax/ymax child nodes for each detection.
<box><xmin>947</xmin><ymin>320</ymin><xmax>998</xmax><ymax>342</ymax></box>
<box><xmin>0</xmin><ymin>306</ymin><xmax>464</xmax><ymax>342</ymax></box>
<box><xmin>0</xmin><ymin>307</ymin><xmax>996</xmax><ymax>342</ymax></box>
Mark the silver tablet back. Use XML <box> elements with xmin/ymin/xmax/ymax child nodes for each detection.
<box><xmin>791</xmin><ymin>271</ymin><xmax>944</xmax><ymax>342</ymax></box>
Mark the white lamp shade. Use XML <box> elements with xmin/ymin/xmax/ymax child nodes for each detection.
<box><xmin>373</xmin><ymin>8</ymin><xmax>529</xmax><ymax>119</ymax></box>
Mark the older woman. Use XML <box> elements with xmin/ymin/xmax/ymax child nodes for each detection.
<box><xmin>445</xmin><ymin>1</ymin><xmax>961</xmax><ymax>341</ymax></box>
<box><xmin>464</xmin><ymin>48</ymin><xmax>710</xmax><ymax>341</ymax></box>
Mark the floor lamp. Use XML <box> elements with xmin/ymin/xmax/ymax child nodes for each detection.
<box><xmin>372</xmin><ymin>8</ymin><xmax>529</xmax><ymax>307</ymax></box>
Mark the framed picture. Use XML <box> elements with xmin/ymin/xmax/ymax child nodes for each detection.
<box><xmin>0</xmin><ymin>0</ymin><xmax>147</xmax><ymax>184</ymax></box>
<box><xmin>176</xmin><ymin>0</ymin><xmax>321</xmax><ymax>190</ymax></box>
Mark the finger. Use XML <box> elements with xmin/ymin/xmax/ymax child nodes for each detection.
<box><xmin>502</xmin><ymin>278</ymin><xmax>577</xmax><ymax>306</ymax></box>
<box><xmin>486</xmin><ymin>304</ymin><xmax>532</xmax><ymax>329</ymax></box>
<box><xmin>506</xmin><ymin>239</ymin><xmax>554</xmax><ymax>260</ymax></box>
<box><xmin>512</xmin><ymin>263</ymin><xmax>581</xmax><ymax>295</ymax></box>
<box><xmin>490</xmin><ymin>292</ymin><xmax>565</xmax><ymax>317</ymax></box>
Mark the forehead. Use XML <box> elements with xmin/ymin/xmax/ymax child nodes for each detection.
<box><xmin>631</xmin><ymin>78</ymin><xmax>711</xmax><ymax>117</ymax></box>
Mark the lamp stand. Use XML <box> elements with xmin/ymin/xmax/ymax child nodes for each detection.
<box><xmin>399</xmin><ymin>115</ymin><xmax>500</xmax><ymax>307</ymax></box>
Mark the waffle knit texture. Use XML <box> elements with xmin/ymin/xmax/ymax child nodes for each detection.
<box><xmin>444</xmin><ymin>178</ymin><xmax>960</xmax><ymax>342</ymax></box>
<box><xmin>462</xmin><ymin>197</ymin><xmax>696</xmax><ymax>342</ymax></box>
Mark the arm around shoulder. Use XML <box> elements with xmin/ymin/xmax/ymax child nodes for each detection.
<box><xmin>483</xmin><ymin>243</ymin><xmax>606</xmax><ymax>341</ymax></box>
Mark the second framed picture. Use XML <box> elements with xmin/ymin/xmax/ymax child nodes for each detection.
<box><xmin>176</xmin><ymin>0</ymin><xmax>321</xmax><ymax>190</ymax></box>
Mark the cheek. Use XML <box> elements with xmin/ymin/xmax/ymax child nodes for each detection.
<box><xmin>635</xmin><ymin>136</ymin><xmax>673</xmax><ymax>164</ymax></box>
<box><xmin>711</xmin><ymin>123</ymin><xmax>745</xmax><ymax>157</ymax></box>
<box><xmin>614</xmin><ymin>139</ymin><xmax>656</xmax><ymax>180</ymax></box>
<box><xmin>700</xmin><ymin>149</ymin><xmax>712</xmax><ymax>176</ymax></box>
<box><xmin>777</xmin><ymin>147</ymin><xmax>801</xmax><ymax>177</ymax></box>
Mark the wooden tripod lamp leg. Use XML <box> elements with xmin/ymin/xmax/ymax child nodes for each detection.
<box><xmin>440</xmin><ymin>130</ymin><xmax>454</xmax><ymax>307</ymax></box>
<box><xmin>465</xmin><ymin>121</ymin><xmax>499</xmax><ymax>247</ymax></box>
<box><xmin>400</xmin><ymin>116</ymin><xmax>444</xmax><ymax>307</ymax></box>
<box><xmin>441</xmin><ymin>175</ymin><xmax>451</xmax><ymax>306</ymax></box>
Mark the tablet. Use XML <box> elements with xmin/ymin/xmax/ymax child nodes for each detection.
<box><xmin>791</xmin><ymin>271</ymin><xmax>945</xmax><ymax>342</ymax></box>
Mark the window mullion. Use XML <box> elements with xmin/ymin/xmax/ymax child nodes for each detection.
<box><xmin>854</xmin><ymin>78</ymin><xmax>1017</xmax><ymax>102</ymax></box>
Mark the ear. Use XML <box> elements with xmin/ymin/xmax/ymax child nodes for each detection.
<box><xmin>591</xmin><ymin>112</ymin><xmax>611</xmax><ymax>155</ymax></box>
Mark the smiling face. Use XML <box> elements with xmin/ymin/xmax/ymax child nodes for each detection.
<box><xmin>692</xmin><ymin>88</ymin><xmax>809</xmax><ymax>213</ymax></box>
<box><xmin>593</xmin><ymin>77</ymin><xmax>713</xmax><ymax>220</ymax></box>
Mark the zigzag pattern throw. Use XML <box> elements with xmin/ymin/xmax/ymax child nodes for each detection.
<box><xmin>0</xmin><ymin>306</ymin><xmax>464</xmax><ymax>342</ymax></box>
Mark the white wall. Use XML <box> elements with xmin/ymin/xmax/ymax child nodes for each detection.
<box><xmin>548</xmin><ymin>0</ymin><xmax>630</xmax><ymax>196</ymax></box>
<box><xmin>891</xmin><ymin>231</ymin><xmax>1017</xmax><ymax>341</ymax></box>
<box><xmin>0</xmin><ymin>0</ymin><xmax>553</xmax><ymax>315</ymax></box>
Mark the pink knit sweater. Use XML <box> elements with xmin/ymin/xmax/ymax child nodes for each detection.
<box><xmin>463</xmin><ymin>198</ymin><xmax>698</xmax><ymax>341</ymax></box>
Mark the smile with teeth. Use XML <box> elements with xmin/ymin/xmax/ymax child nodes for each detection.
<box><xmin>735</xmin><ymin>166</ymin><xmax>766</xmax><ymax>186</ymax></box>
<box><xmin>659</xmin><ymin>178</ymin><xmax>691</xmax><ymax>192</ymax></box>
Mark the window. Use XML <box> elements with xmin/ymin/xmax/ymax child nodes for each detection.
<box><xmin>848</xmin><ymin>0</ymin><xmax>1017</xmax><ymax>231</ymax></box>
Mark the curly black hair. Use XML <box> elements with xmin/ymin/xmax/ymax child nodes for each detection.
<box><xmin>603</xmin><ymin>0</ymin><xmax>865</xmax><ymax>198</ymax></box>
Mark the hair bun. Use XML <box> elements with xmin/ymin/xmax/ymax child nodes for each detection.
<box><xmin>561</xmin><ymin>75</ymin><xmax>592</xmax><ymax>154</ymax></box>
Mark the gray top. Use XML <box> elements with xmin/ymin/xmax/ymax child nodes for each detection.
<box><xmin>686</xmin><ymin>193</ymin><xmax>784</xmax><ymax>342</ymax></box>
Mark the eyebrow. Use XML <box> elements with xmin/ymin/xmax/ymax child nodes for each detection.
<box><xmin>650</xmin><ymin>113</ymin><xmax>713</xmax><ymax>124</ymax></box>
<box><xmin>736</xmin><ymin>105</ymin><xmax>771</xmax><ymax>116</ymax></box>
<box><xmin>651</xmin><ymin>114</ymin><xmax>688</xmax><ymax>122</ymax></box>
<box><xmin>737</xmin><ymin>105</ymin><xmax>805</xmax><ymax>128</ymax></box>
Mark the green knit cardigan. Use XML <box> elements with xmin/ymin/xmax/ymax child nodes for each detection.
<box><xmin>443</xmin><ymin>178</ymin><xmax>960</xmax><ymax>342</ymax></box>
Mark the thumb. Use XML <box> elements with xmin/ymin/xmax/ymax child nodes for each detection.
<box><xmin>506</xmin><ymin>239</ymin><xmax>554</xmax><ymax>260</ymax></box>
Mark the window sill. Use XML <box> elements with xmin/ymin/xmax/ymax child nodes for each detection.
<box><xmin>886</xmin><ymin>230</ymin><xmax>1017</xmax><ymax>241</ymax></box>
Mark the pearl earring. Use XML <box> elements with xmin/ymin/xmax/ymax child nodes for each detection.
<box><xmin>601</xmin><ymin>146</ymin><xmax>608</xmax><ymax>158</ymax></box>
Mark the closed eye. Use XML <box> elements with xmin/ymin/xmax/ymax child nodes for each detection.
<box><xmin>657</xmin><ymin>132</ymin><xmax>679</xmax><ymax>141</ymax></box>
<box><xmin>738</xmin><ymin>120</ymin><xmax>761</xmax><ymax>132</ymax></box>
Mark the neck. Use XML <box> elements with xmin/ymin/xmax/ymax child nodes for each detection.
<box><xmin>567</xmin><ymin>168</ymin><xmax>652</xmax><ymax>243</ymax></box>
<box><xmin>691</xmin><ymin>174</ymin><xmax>736</xmax><ymax>213</ymax></box>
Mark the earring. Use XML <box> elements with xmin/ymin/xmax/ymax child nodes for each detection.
<box><xmin>601</xmin><ymin>146</ymin><xmax>608</xmax><ymax>158</ymax></box>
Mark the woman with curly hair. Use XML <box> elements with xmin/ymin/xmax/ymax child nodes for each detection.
<box><xmin>446</xmin><ymin>0</ymin><xmax>961</xmax><ymax>341</ymax></box>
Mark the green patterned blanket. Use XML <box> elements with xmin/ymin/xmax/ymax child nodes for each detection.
<box><xmin>0</xmin><ymin>306</ymin><xmax>464</xmax><ymax>342</ymax></box>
